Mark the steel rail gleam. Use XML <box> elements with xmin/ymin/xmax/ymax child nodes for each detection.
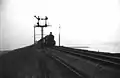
<box><xmin>44</xmin><ymin>49</ymin><xmax>85</xmax><ymax>78</ymax></box>
<box><xmin>51</xmin><ymin>46</ymin><xmax>120</xmax><ymax>69</ymax></box>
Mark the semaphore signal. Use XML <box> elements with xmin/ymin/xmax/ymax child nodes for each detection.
<box><xmin>34</xmin><ymin>16</ymin><xmax>51</xmax><ymax>44</ymax></box>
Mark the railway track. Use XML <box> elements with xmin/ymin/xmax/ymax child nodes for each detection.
<box><xmin>60</xmin><ymin>46</ymin><xmax>120</xmax><ymax>59</ymax></box>
<box><xmin>0</xmin><ymin>48</ymin><xmax>85</xmax><ymax>78</ymax></box>
<box><xmin>51</xmin><ymin>46</ymin><xmax>120</xmax><ymax>68</ymax></box>
<box><xmin>46</xmin><ymin>46</ymin><xmax>120</xmax><ymax>78</ymax></box>
<box><xmin>60</xmin><ymin>46</ymin><xmax>120</xmax><ymax>58</ymax></box>
<box><xmin>44</xmin><ymin>49</ymin><xmax>85</xmax><ymax>78</ymax></box>
<box><xmin>0</xmin><ymin>45</ymin><xmax>120</xmax><ymax>78</ymax></box>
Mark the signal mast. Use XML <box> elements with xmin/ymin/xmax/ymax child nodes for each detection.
<box><xmin>34</xmin><ymin>16</ymin><xmax>51</xmax><ymax>44</ymax></box>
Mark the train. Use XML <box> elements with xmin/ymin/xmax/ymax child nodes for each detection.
<box><xmin>36</xmin><ymin>32</ymin><xmax>56</xmax><ymax>48</ymax></box>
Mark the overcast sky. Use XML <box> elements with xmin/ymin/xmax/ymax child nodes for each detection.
<box><xmin>1</xmin><ymin>0</ymin><xmax>120</xmax><ymax>53</ymax></box>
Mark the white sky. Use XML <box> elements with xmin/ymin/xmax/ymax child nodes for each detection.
<box><xmin>1</xmin><ymin>0</ymin><xmax>120</xmax><ymax>52</ymax></box>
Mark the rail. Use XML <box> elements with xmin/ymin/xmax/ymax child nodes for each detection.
<box><xmin>51</xmin><ymin>46</ymin><xmax>120</xmax><ymax>69</ymax></box>
<box><xmin>44</xmin><ymin>49</ymin><xmax>85</xmax><ymax>78</ymax></box>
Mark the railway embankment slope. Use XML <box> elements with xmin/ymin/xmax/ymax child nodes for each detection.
<box><xmin>0</xmin><ymin>45</ymin><xmax>83</xmax><ymax>78</ymax></box>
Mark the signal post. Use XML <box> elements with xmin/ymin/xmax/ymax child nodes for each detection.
<box><xmin>34</xmin><ymin>16</ymin><xmax>50</xmax><ymax>47</ymax></box>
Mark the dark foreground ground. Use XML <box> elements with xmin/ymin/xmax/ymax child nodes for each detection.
<box><xmin>0</xmin><ymin>45</ymin><xmax>120</xmax><ymax>78</ymax></box>
<box><xmin>0</xmin><ymin>45</ymin><xmax>81</xmax><ymax>78</ymax></box>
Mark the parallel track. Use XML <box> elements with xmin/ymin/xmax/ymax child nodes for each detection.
<box><xmin>51</xmin><ymin>46</ymin><xmax>120</xmax><ymax>68</ymax></box>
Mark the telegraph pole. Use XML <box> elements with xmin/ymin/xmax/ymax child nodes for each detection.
<box><xmin>34</xmin><ymin>25</ymin><xmax>35</xmax><ymax>44</ymax></box>
<box><xmin>59</xmin><ymin>24</ymin><xmax>61</xmax><ymax>46</ymax></box>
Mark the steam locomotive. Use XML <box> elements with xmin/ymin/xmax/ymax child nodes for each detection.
<box><xmin>36</xmin><ymin>32</ymin><xmax>56</xmax><ymax>48</ymax></box>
